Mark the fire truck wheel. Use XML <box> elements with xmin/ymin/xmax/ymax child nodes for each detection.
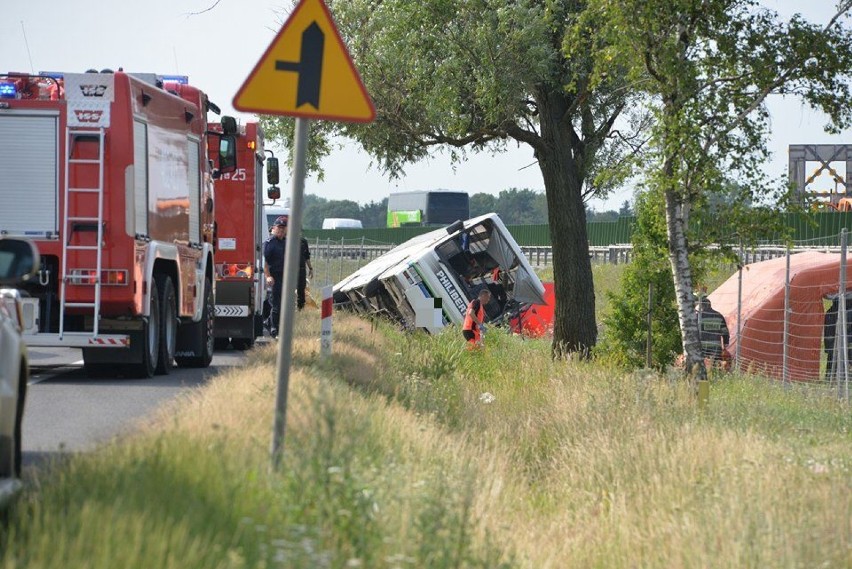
<box><xmin>176</xmin><ymin>278</ymin><xmax>214</xmax><ymax>368</ymax></box>
<box><xmin>155</xmin><ymin>274</ymin><xmax>177</xmax><ymax>375</ymax></box>
<box><xmin>132</xmin><ymin>277</ymin><xmax>160</xmax><ymax>378</ymax></box>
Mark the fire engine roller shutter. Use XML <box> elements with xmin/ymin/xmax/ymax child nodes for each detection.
<box><xmin>133</xmin><ymin>120</ymin><xmax>148</xmax><ymax>235</ymax></box>
<box><xmin>187</xmin><ymin>138</ymin><xmax>200</xmax><ymax>241</ymax></box>
<box><xmin>0</xmin><ymin>113</ymin><xmax>59</xmax><ymax>237</ymax></box>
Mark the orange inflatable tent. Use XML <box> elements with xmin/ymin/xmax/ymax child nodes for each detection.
<box><xmin>709</xmin><ymin>251</ymin><xmax>850</xmax><ymax>381</ymax></box>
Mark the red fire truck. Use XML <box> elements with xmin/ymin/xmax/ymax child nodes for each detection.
<box><xmin>208</xmin><ymin>121</ymin><xmax>279</xmax><ymax>350</ymax></box>
<box><xmin>0</xmin><ymin>70</ymin><xmax>238</xmax><ymax>377</ymax></box>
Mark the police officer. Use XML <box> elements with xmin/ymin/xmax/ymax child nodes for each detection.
<box><xmin>698</xmin><ymin>295</ymin><xmax>730</xmax><ymax>361</ymax></box>
<box><xmin>263</xmin><ymin>216</ymin><xmax>288</xmax><ymax>337</ymax></box>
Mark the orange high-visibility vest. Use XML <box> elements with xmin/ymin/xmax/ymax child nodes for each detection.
<box><xmin>463</xmin><ymin>299</ymin><xmax>485</xmax><ymax>331</ymax></box>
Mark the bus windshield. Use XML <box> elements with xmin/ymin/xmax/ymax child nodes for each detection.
<box><xmin>427</xmin><ymin>192</ymin><xmax>469</xmax><ymax>225</ymax></box>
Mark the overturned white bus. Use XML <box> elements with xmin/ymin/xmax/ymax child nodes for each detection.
<box><xmin>333</xmin><ymin>214</ymin><xmax>546</xmax><ymax>332</ymax></box>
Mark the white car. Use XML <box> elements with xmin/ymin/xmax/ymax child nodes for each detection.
<box><xmin>0</xmin><ymin>238</ymin><xmax>39</xmax><ymax>505</ymax></box>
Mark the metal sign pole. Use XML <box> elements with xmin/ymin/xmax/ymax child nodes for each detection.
<box><xmin>271</xmin><ymin>117</ymin><xmax>311</xmax><ymax>470</ymax></box>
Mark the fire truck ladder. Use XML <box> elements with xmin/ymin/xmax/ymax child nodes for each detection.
<box><xmin>59</xmin><ymin>127</ymin><xmax>106</xmax><ymax>339</ymax></box>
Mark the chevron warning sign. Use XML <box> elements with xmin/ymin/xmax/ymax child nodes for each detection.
<box><xmin>215</xmin><ymin>305</ymin><xmax>250</xmax><ymax>318</ymax></box>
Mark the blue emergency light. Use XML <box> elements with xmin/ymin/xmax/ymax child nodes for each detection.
<box><xmin>0</xmin><ymin>83</ymin><xmax>16</xmax><ymax>98</ymax></box>
<box><xmin>159</xmin><ymin>75</ymin><xmax>189</xmax><ymax>85</ymax></box>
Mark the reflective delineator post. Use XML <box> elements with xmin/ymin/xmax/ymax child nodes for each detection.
<box><xmin>321</xmin><ymin>285</ymin><xmax>333</xmax><ymax>359</ymax></box>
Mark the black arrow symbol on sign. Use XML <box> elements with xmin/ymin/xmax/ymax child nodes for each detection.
<box><xmin>275</xmin><ymin>21</ymin><xmax>325</xmax><ymax>110</ymax></box>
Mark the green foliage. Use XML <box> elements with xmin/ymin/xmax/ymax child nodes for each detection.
<box><xmin>296</xmin><ymin>195</ymin><xmax>388</xmax><ymax>229</ymax></box>
<box><xmin>258</xmin><ymin>115</ymin><xmax>337</xmax><ymax>181</ymax></box>
<box><xmin>264</xmin><ymin>0</ymin><xmax>648</xmax><ymax>354</ymax></box>
<box><xmin>581</xmin><ymin>0</ymin><xmax>852</xmax><ymax>369</ymax></box>
<box><xmin>598</xmin><ymin>190</ymin><xmax>683</xmax><ymax>368</ymax></box>
<box><xmin>328</xmin><ymin>0</ymin><xmax>556</xmax><ymax>174</ymax></box>
<box><xmin>469</xmin><ymin>188</ymin><xmax>548</xmax><ymax>224</ymax></box>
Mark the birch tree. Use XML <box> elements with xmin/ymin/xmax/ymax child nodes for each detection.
<box><xmin>586</xmin><ymin>0</ymin><xmax>852</xmax><ymax>377</ymax></box>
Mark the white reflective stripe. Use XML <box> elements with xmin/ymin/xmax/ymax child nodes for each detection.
<box><xmin>23</xmin><ymin>332</ymin><xmax>129</xmax><ymax>348</ymax></box>
<box><xmin>187</xmin><ymin>137</ymin><xmax>200</xmax><ymax>241</ymax></box>
<box><xmin>133</xmin><ymin>120</ymin><xmax>148</xmax><ymax>234</ymax></box>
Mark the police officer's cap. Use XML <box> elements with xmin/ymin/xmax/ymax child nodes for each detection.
<box><xmin>274</xmin><ymin>215</ymin><xmax>289</xmax><ymax>227</ymax></box>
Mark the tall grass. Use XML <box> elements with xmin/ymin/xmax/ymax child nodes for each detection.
<box><xmin>1</xmin><ymin>315</ymin><xmax>511</xmax><ymax>568</ymax></box>
<box><xmin>3</xmin><ymin>303</ymin><xmax>851</xmax><ymax>567</ymax></box>
<box><xmin>365</xmin><ymin>322</ymin><xmax>852</xmax><ymax>567</ymax></box>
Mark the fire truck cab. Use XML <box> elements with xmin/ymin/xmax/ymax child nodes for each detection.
<box><xmin>0</xmin><ymin>70</ymin><xmax>237</xmax><ymax>377</ymax></box>
<box><xmin>209</xmin><ymin>121</ymin><xmax>279</xmax><ymax>349</ymax></box>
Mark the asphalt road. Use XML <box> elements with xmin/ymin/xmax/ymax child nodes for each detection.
<box><xmin>21</xmin><ymin>345</ymin><xmax>251</xmax><ymax>470</ymax></box>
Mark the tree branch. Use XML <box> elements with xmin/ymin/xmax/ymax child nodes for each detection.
<box><xmin>184</xmin><ymin>0</ymin><xmax>223</xmax><ymax>17</ymax></box>
<box><xmin>503</xmin><ymin>122</ymin><xmax>547</xmax><ymax>155</ymax></box>
<box><xmin>702</xmin><ymin>4</ymin><xmax>852</xmax><ymax>152</ymax></box>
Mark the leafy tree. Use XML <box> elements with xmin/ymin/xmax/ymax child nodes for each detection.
<box><xmin>359</xmin><ymin>198</ymin><xmax>389</xmax><ymax>228</ymax></box>
<box><xmin>496</xmin><ymin>188</ymin><xmax>548</xmax><ymax>225</ymax></box>
<box><xmin>470</xmin><ymin>189</ymin><xmax>548</xmax><ymax>224</ymax></box>
<box><xmin>301</xmin><ymin>194</ymin><xmax>328</xmax><ymax>229</ymax></box>
<box><xmin>586</xmin><ymin>0</ymin><xmax>852</xmax><ymax>377</ymax></box>
<box><xmin>262</xmin><ymin>0</ymin><xmax>640</xmax><ymax>356</ymax></box>
<box><xmin>618</xmin><ymin>200</ymin><xmax>634</xmax><ymax>217</ymax></box>
<box><xmin>586</xmin><ymin>208</ymin><xmax>619</xmax><ymax>222</ymax></box>
<box><xmin>469</xmin><ymin>193</ymin><xmax>498</xmax><ymax>218</ymax></box>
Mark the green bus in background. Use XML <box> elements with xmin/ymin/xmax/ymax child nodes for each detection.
<box><xmin>387</xmin><ymin>190</ymin><xmax>470</xmax><ymax>227</ymax></box>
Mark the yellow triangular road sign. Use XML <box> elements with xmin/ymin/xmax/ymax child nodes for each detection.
<box><xmin>233</xmin><ymin>0</ymin><xmax>375</xmax><ymax>122</ymax></box>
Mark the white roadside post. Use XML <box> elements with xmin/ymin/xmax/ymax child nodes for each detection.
<box><xmin>232</xmin><ymin>0</ymin><xmax>375</xmax><ymax>470</ymax></box>
<box><xmin>321</xmin><ymin>284</ymin><xmax>333</xmax><ymax>358</ymax></box>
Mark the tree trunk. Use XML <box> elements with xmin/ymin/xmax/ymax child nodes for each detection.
<box><xmin>663</xmin><ymin>186</ymin><xmax>706</xmax><ymax>380</ymax></box>
<box><xmin>536</xmin><ymin>91</ymin><xmax>597</xmax><ymax>358</ymax></box>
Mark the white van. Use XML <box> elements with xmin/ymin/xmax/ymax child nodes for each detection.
<box><xmin>322</xmin><ymin>218</ymin><xmax>363</xmax><ymax>230</ymax></box>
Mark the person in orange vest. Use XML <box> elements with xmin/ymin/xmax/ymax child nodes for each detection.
<box><xmin>463</xmin><ymin>289</ymin><xmax>492</xmax><ymax>348</ymax></box>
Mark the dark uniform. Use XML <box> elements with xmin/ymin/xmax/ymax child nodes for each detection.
<box><xmin>825</xmin><ymin>299</ymin><xmax>839</xmax><ymax>380</ymax></box>
<box><xmin>823</xmin><ymin>298</ymin><xmax>852</xmax><ymax>381</ymax></box>
<box><xmin>295</xmin><ymin>237</ymin><xmax>311</xmax><ymax>310</ymax></box>
<box><xmin>698</xmin><ymin>298</ymin><xmax>730</xmax><ymax>361</ymax></box>
<box><xmin>263</xmin><ymin>232</ymin><xmax>286</xmax><ymax>334</ymax></box>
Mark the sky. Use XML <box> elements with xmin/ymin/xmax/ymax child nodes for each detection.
<box><xmin>2</xmin><ymin>0</ymin><xmax>850</xmax><ymax>210</ymax></box>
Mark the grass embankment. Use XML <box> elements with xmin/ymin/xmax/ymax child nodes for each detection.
<box><xmin>3</xmin><ymin>266</ymin><xmax>852</xmax><ymax>567</ymax></box>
